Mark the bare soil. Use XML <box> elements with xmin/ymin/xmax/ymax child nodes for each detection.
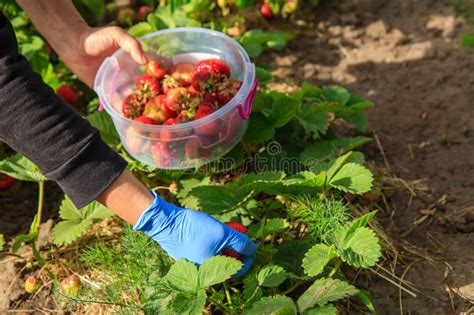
<box><xmin>267</xmin><ymin>0</ymin><xmax>474</xmax><ymax>313</ymax></box>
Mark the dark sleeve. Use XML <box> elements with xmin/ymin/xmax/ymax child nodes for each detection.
<box><xmin>0</xmin><ymin>13</ymin><xmax>127</xmax><ymax>208</ymax></box>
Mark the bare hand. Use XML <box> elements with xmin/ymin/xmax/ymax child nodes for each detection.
<box><xmin>63</xmin><ymin>26</ymin><xmax>147</xmax><ymax>87</ymax></box>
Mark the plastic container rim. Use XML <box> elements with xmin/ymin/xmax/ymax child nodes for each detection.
<box><xmin>94</xmin><ymin>27</ymin><xmax>256</xmax><ymax>132</ymax></box>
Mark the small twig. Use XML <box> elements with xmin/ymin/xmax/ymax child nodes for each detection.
<box><xmin>373</xmin><ymin>131</ymin><xmax>391</xmax><ymax>172</ymax></box>
<box><xmin>369</xmin><ymin>268</ymin><xmax>417</xmax><ymax>298</ymax></box>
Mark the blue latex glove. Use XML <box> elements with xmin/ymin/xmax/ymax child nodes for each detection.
<box><xmin>133</xmin><ymin>191</ymin><xmax>257</xmax><ymax>276</ymax></box>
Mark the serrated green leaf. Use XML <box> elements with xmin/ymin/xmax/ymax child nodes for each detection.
<box><xmin>340</xmin><ymin>227</ymin><xmax>382</xmax><ymax>268</ymax></box>
<box><xmin>345</xmin><ymin>211</ymin><xmax>377</xmax><ymax>237</ymax></box>
<box><xmin>128</xmin><ymin>22</ymin><xmax>154</xmax><ymax>37</ymax></box>
<box><xmin>190</xmin><ymin>185</ymin><xmax>253</xmax><ymax>214</ymax></box>
<box><xmin>322</xmin><ymin>85</ymin><xmax>351</xmax><ymax>105</ymax></box>
<box><xmin>296</xmin><ymin>278</ymin><xmax>358</xmax><ymax>313</ymax></box>
<box><xmin>302</xmin><ymin>244</ymin><xmax>337</xmax><ymax>277</ymax></box>
<box><xmin>170</xmin><ymin>289</ymin><xmax>206</xmax><ymax>315</ymax></box>
<box><xmin>58</xmin><ymin>197</ymin><xmax>82</xmax><ymax>221</ymax></box>
<box><xmin>326</xmin><ymin>152</ymin><xmax>352</xmax><ymax>181</ymax></box>
<box><xmin>328</xmin><ymin>163</ymin><xmax>373</xmax><ymax>194</ymax></box>
<box><xmin>257</xmin><ymin>265</ymin><xmax>287</xmax><ymax>287</ymax></box>
<box><xmin>284</xmin><ymin>171</ymin><xmax>326</xmax><ymax>189</ymax></box>
<box><xmin>0</xmin><ymin>234</ymin><xmax>4</xmax><ymax>251</ymax></box>
<box><xmin>298</xmin><ymin>83</ymin><xmax>323</xmax><ymax>100</ymax></box>
<box><xmin>338</xmin><ymin>111</ymin><xmax>369</xmax><ymax>131</ymax></box>
<box><xmin>177</xmin><ymin>177</ymin><xmax>211</xmax><ymax>209</ymax></box>
<box><xmin>256</xmin><ymin>66</ymin><xmax>274</xmax><ymax>85</ymax></box>
<box><xmin>274</xmin><ymin>240</ymin><xmax>313</xmax><ymax>275</ymax></box>
<box><xmin>244</xmin><ymin>295</ymin><xmax>297</xmax><ymax>315</ymax></box>
<box><xmin>303</xmin><ymin>304</ymin><xmax>337</xmax><ymax>315</ymax></box>
<box><xmin>301</xmin><ymin>137</ymin><xmax>372</xmax><ymax>165</ymax></box>
<box><xmin>231</xmin><ymin>171</ymin><xmax>285</xmax><ymax>195</ymax></box>
<box><xmin>82</xmin><ymin>202</ymin><xmax>115</xmax><ymax>220</ymax></box>
<box><xmin>296</xmin><ymin>106</ymin><xmax>328</xmax><ymax>137</ymax></box>
<box><xmin>244</xmin><ymin>112</ymin><xmax>275</xmax><ymax>143</ymax></box>
<box><xmin>269</xmin><ymin>94</ymin><xmax>299</xmax><ymax>128</ymax></box>
<box><xmin>165</xmin><ymin>259</ymin><xmax>198</xmax><ymax>293</ymax></box>
<box><xmin>87</xmin><ymin>111</ymin><xmax>120</xmax><ymax>146</ymax></box>
<box><xmin>51</xmin><ymin>219</ymin><xmax>94</xmax><ymax>246</ymax></box>
<box><xmin>0</xmin><ymin>154</ymin><xmax>46</xmax><ymax>182</ymax></box>
<box><xmin>198</xmin><ymin>256</ymin><xmax>242</xmax><ymax>288</ymax></box>
<box><xmin>250</xmin><ymin>218</ymin><xmax>290</xmax><ymax>239</ymax></box>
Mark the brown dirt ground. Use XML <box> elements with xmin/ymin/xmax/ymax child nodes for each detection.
<box><xmin>267</xmin><ymin>0</ymin><xmax>473</xmax><ymax>313</ymax></box>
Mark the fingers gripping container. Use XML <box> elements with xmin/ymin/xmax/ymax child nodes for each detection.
<box><xmin>94</xmin><ymin>27</ymin><xmax>257</xmax><ymax>169</ymax></box>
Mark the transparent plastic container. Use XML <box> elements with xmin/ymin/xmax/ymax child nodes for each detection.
<box><xmin>94</xmin><ymin>27</ymin><xmax>257</xmax><ymax>169</ymax></box>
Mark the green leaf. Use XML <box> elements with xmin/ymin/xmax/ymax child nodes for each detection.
<box><xmin>87</xmin><ymin>112</ymin><xmax>120</xmax><ymax>146</ymax></box>
<box><xmin>345</xmin><ymin>211</ymin><xmax>377</xmax><ymax>237</ymax></box>
<box><xmin>165</xmin><ymin>259</ymin><xmax>198</xmax><ymax>293</ymax></box>
<box><xmin>190</xmin><ymin>185</ymin><xmax>253</xmax><ymax>214</ymax></box>
<box><xmin>170</xmin><ymin>289</ymin><xmax>206</xmax><ymax>315</ymax></box>
<box><xmin>244</xmin><ymin>295</ymin><xmax>297</xmax><ymax>315</ymax></box>
<box><xmin>128</xmin><ymin>22</ymin><xmax>154</xmax><ymax>37</ymax></box>
<box><xmin>11</xmin><ymin>233</ymin><xmax>37</xmax><ymax>253</ymax></box>
<box><xmin>255</xmin><ymin>66</ymin><xmax>274</xmax><ymax>85</ymax></box>
<box><xmin>340</xmin><ymin>227</ymin><xmax>382</xmax><ymax>268</ymax></box>
<box><xmin>244</xmin><ymin>112</ymin><xmax>275</xmax><ymax>144</ymax></box>
<box><xmin>302</xmin><ymin>244</ymin><xmax>337</xmax><ymax>277</ymax></box>
<box><xmin>284</xmin><ymin>171</ymin><xmax>326</xmax><ymax>189</ymax></box>
<box><xmin>250</xmin><ymin>218</ymin><xmax>290</xmax><ymax>239</ymax></box>
<box><xmin>356</xmin><ymin>290</ymin><xmax>377</xmax><ymax>314</ymax></box>
<box><xmin>338</xmin><ymin>111</ymin><xmax>369</xmax><ymax>131</ymax></box>
<box><xmin>296</xmin><ymin>106</ymin><xmax>328</xmax><ymax>137</ymax></box>
<box><xmin>322</xmin><ymin>86</ymin><xmax>351</xmax><ymax>105</ymax></box>
<box><xmin>274</xmin><ymin>240</ymin><xmax>313</xmax><ymax>275</ymax></box>
<box><xmin>296</xmin><ymin>278</ymin><xmax>358</xmax><ymax>313</ymax></box>
<box><xmin>268</xmin><ymin>94</ymin><xmax>299</xmax><ymax>128</ymax></box>
<box><xmin>51</xmin><ymin>197</ymin><xmax>114</xmax><ymax>246</ymax></box>
<box><xmin>198</xmin><ymin>256</ymin><xmax>242</xmax><ymax>288</ymax></box>
<box><xmin>328</xmin><ymin>163</ymin><xmax>373</xmax><ymax>194</ymax></box>
<box><xmin>461</xmin><ymin>33</ymin><xmax>474</xmax><ymax>48</ymax></box>
<box><xmin>257</xmin><ymin>265</ymin><xmax>287</xmax><ymax>287</ymax></box>
<box><xmin>300</xmin><ymin>137</ymin><xmax>372</xmax><ymax>165</ymax></box>
<box><xmin>177</xmin><ymin>177</ymin><xmax>211</xmax><ymax>209</ymax></box>
<box><xmin>0</xmin><ymin>234</ymin><xmax>4</xmax><ymax>251</ymax></box>
<box><xmin>326</xmin><ymin>152</ymin><xmax>352</xmax><ymax>181</ymax></box>
<box><xmin>303</xmin><ymin>304</ymin><xmax>337</xmax><ymax>315</ymax></box>
<box><xmin>51</xmin><ymin>219</ymin><xmax>94</xmax><ymax>247</ymax></box>
<box><xmin>0</xmin><ymin>154</ymin><xmax>46</xmax><ymax>182</ymax></box>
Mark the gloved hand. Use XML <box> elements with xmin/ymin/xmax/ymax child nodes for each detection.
<box><xmin>133</xmin><ymin>191</ymin><xmax>257</xmax><ymax>276</ymax></box>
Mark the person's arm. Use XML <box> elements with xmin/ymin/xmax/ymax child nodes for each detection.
<box><xmin>16</xmin><ymin>0</ymin><xmax>146</xmax><ymax>87</ymax></box>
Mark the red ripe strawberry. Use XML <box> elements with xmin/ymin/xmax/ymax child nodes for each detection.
<box><xmin>195</xmin><ymin>59</ymin><xmax>231</xmax><ymax>78</ymax></box>
<box><xmin>57</xmin><ymin>85</ymin><xmax>79</xmax><ymax>106</ymax></box>
<box><xmin>187</xmin><ymin>84</ymin><xmax>199</xmax><ymax>96</ymax></box>
<box><xmin>185</xmin><ymin>137</ymin><xmax>213</xmax><ymax>160</ymax></box>
<box><xmin>165</xmin><ymin>87</ymin><xmax>200</xmax><ymax>112</ymax></box>
<box><xmin>122</xmin><ymin>93</ymin><xmax>147</xmax><ymax>119</ymax></box>
<box><xmin>0</xmin><ymin>174</ymin><xmax>16</xmax><ymax>189</ymax></box>
<box><xmin>158</xmin><ymin>118</ymin><xmax>178</xmax><ymax>142</ymax></box>
<box><xmin>172</xmin><ymin>63</ymin><xmax>195</xmax><ymax>86</ymax></box>
<box><xmin>145</xmin><ymin>60</ymin><xmax>167</xmax><ymax>80</ymax></box>
<box><xmin>133</xmin><ymin>115</ymin><xmax>157</xmax><ymax>125</ymax></box>
<box><xmin>144</xmin><ymin>95</ymin><xmax>176</xmax><ymax>123</ymax></box>
<box><xmin>137</xmin><ymin>5</ymin><xmax>152</xmax><ymax>20</ymax></box>
<box><xmin>217</xmin><ymin>79</ymin><xmax>242</xmax><ymax>105</ymax></box>
<box><xmin>194</xmin><ymin>104</ymin><xmax>221</xmax><ymax>136</ymax></box>
<box><xmin>162</xmin><ymin>75</ymin><xmax>181</xmax><ymax>94</ymax></box>
<box><xmin>260</xmin><ymin>3</ymin><xmax>273</xmax><ymax>19</ymax></box>
<box><xmin>151</xmin><ymin>141</ymin><xmax>174</xmax><ymax>167</ymax></box>
<box><xmin>135</xmin><ymin>74</ymin><xmax>160</xmax><ymax>96</ymax></box>
<box><xmin>191</xmin><ymin>71</ymin><xmax>221</xmax><ymax>94</ymax></box>
<box><xmin>222</xmin><ymin>222</ymin><xmax>248</xmax><ymax>258</ymax></box>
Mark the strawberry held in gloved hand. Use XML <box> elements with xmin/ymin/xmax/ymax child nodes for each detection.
<box><xmin>133</xmin><ymin>191</ymin><xmax>256</xmax><ymax>276</ymax></box>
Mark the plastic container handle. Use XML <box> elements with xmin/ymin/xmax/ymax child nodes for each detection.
<box><xmin>238</xmin><ymin>79</ymin><xmax>258</xmax><ymax>120</ymax></box>
<box><xmin>98</xmin><ymin>58</ymin><xmax>121</xmax><ymax>112</ymax></box>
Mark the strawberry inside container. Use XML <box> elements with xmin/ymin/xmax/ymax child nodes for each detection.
<box><xmin>94</xmin><ymin>27</ymin><xmax>257</xmax><ymax>169</ymax></box>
